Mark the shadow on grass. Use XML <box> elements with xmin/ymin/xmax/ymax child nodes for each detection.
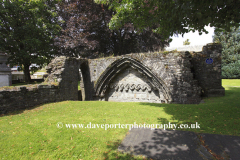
<box><xmin>0</xmin><ymin>102</ymin><xmax>53</xmax><ymax>117</ymax></box>
<box><xmin>139</xmin><ymin>87</ymin><xmax>240</xmax><ymax>136</ymax></box>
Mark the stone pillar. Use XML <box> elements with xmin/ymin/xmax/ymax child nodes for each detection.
<box><xmin>191</xmin><ymin>43</ymin><xmax>225</xmax><ymax>97</ymax></box>
<box><xmin>0</xmin><ymin>52</ymin><xmax>12</xmax><ymax>87</ymax></box>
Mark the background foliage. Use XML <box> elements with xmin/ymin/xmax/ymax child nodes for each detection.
<box><xmin>213</xmin><ymin>27</ymin><xmax>240</xmax><ymax>79</ymax></box>
<box><xmin>0</xmin><ymin>0</ymin><xmax>61</xmax><ymax>82</ymax></box>
<box><xmin>56</xmin><ymin>0</ymin><xmax>170</xmax><ymax>58</ymax></box>
<box><xmin>95</xmin><ymin>0</ymin><xmax>240</xmax><ymax>39</ymax></box>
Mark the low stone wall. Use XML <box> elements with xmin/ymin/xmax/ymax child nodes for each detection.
<box><xmin>0</xmin><ymin>84</ymin><xmax>59</xmax><ymax>114</ymax></box>
<box><xmin>0</xmin><ymin>56</ymin><xmax>82</xmax><ymax>114</ymax></box>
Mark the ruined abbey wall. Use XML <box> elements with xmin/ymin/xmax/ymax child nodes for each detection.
<box><xmin>87</xmin><ymin>52</ymin><xmax>200</xmax><ymax>103</ymax></box>
<box><xmin>0</xmin><ymin>57</ymin><xmax>81</xmax><ymax>114</ymax></box>
<box><xmin>191</xmin><ymin>44</ymin><xmax>225</xmax><ymax>97</ymax></box>
<box><xmin>84</xmin><ymin>43</ymin><xmax>224</xmax><ymax>104</ymax></box>
<box><xmin>0</xmin><ymin>43</ymin><xmax>225</xmax><ymax>114</ymax></box>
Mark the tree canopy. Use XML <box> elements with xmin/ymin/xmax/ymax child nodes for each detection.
<box><xmin>56</xmin><ymin>0</ymin><xmax>169</xmax><ymax>58</ymax></box>
<box><xmin>213</xmin><ymin>26</ymin><xmax>240</xmax><ymax>78</ymax></box>
<box><xmin>0</xmin><ymin>0</ymin><xmax>61</xmax><ymax>82</ymax></box>
<box><xmin>95</xmin><ymin>0</ymin><xmax>240</xmax><ymax>39</ymax></box>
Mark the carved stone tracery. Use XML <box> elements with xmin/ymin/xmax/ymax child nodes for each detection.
<box><xmin>94</xmin><ymin>57</ymin><xmax>171</xmax><ymax>103</ymax></box>
<box><xmin>110</xmin><ymin>83</ymin><xmax>153</xmax><ymax>92</ymax></box>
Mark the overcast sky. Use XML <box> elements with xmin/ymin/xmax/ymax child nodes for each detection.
<box><xmin>166</xmin><ymin>26</ymin><xmax>215</xmax><ymax>48</ymax></box>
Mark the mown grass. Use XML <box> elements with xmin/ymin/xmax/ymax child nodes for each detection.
<box><xmin>222</xmin><ymin>79</ymin><xmax>240</xmax><ymax>87</ymax></box>
<box><xmin>0</xmin><ymin>79</ymin><xmax>239</xmax><ymax>159</ymax></box>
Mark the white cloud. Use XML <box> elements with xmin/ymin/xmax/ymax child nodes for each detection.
<box><xmin>167</xmin><ymin>26</ymin><xmax>215</xmax><ymax>48</ymax></box>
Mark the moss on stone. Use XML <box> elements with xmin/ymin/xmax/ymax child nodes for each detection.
<box><xmin>0</xmin><ymin>86</ymin><xmax>18</xmax><ymax>91</ymax></box>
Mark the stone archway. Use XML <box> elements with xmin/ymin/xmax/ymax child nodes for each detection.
<box><xmin>94</xmin><ymin>57</ymin><xmax>171</xmax><ymax>103</ymax></box>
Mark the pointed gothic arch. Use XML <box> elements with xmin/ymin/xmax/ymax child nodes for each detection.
<box><xmin>94</xmin><ymin>57</ymin><xmax>172</xmax><ymax>103</ymax></box>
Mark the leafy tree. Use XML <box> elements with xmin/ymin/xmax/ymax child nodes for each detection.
<box><xmin>0</xmin><ymin>0</ymin><xmax>61</xmax><ymax>82</ymax></box>
<box><xmin>183</xmin><ymin>39</ymin><xmax>190</xmax><ymax>45</ymax></box>
<box><xmin>56</xmin><ymin>0</ymin><xmax>169</xmax><ymax>57</ymax></box>
<box><xmin>95</xmin><ymin>0</ymin><xmax>240</xmax><ymax>39</ymax></box>
<box><xmin>213</xmin><ymin>27</ymin><xmax>240</xmax><ymax>78</ymax></box>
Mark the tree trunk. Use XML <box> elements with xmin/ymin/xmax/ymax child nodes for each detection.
<box><xmin>23</xmin><ymin>64</ymin><xmax>31</xmax><ymax>83</ymax></box>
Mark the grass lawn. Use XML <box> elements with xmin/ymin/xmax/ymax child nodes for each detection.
<box><xmin>0</xmin><ymin>79</ymin><xmax>240</xmax><ymax>159</ymax></box>
<box><xmin>222</xmin><ymin>79</ymin><xmax>240</xmax><ymax>87</ymax></box>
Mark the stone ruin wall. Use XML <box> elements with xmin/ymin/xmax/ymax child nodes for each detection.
<box><xmin>0</xmin><ymin>43</ymin><xmax>225</xmax><ymax>114</ymax></box>
<box><xmin>0</xmin><ymin>57</ymin><xmax>81</xmax><ymax>114</ymax></box>
<box><xmin>86</xmin><ymin>43</ymin><xmax>224</xmax><ymax>104</ymax></box>
<box><xmin>191</xmin><ymin>44</ymin><xmax>225</xmax><ymax>97</ymax></box>
<box><xmin>45</xmin><ymin>56</ymin><xmax>81</xmax><ymax>101</ymax></box>
<box><xmin>88</xmin><ymin>52</ymin><xmax>201</xmax><ymax>104</ymax></box>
